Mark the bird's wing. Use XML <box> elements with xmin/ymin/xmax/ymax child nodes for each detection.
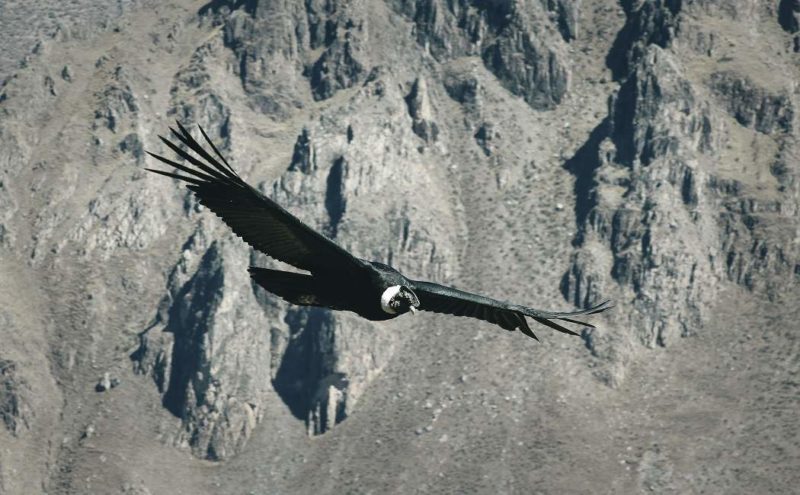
<box><xmin>146</xmin><ymin>123</ymin><xmax>367</xmax><ymax>274</ymax></box>
<box><xmin>409</xmin><ymin>280</ymin><xmax>612</xmax><ymax>340</ymax></box>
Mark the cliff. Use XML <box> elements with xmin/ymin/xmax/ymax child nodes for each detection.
<box><xmin>0</xmin><ymin>0</ymin><xmax>797</xmax><ymax>493</ymax></box>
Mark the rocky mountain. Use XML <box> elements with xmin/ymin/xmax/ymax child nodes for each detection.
<box><xmin>0</xmin><ymin>0</ymin><xmax>797</xmax><ymax>493</ymax></box>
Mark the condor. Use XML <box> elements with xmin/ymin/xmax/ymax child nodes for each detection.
<box><xmin>147</xmin><ymin>123</ymin><xmax>611</xmax><ymax>340</ymax></box>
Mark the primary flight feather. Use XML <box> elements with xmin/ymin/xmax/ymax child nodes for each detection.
<box><xmin>147</xmin><ymin>123</ymin><xmax>611</xmax><ymax>340</ymax></box>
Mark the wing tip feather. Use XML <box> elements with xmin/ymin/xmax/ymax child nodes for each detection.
<box><xmin>517</xmin><ymin>317</ymin><xmax>539</xmax><ymax>341</ymax></box>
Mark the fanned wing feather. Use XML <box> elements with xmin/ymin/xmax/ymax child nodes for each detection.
<box><xmin>410</xmin><ymin>280</ymin><xmax>610</xmax><ymax>340</ymax></box>
<box><xmin>147</xmin><ymin>123</ymin><xmax>366</xmax><ymax>274</ymax></box>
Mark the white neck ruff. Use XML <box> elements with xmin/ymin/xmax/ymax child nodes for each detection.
<box><xmin>380</xmin><ymin>286</ymin><xmax>402</xmax><ymax>314</ymax></box>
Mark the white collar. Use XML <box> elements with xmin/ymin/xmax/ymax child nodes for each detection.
<box><xmin>380</xmin><ymin>286</ymin><xmax>402</xmax><ymax>314</ymax></box>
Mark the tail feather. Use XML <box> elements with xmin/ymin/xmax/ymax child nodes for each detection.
<box><xmin>249</xmin><ymin>267</ymin><xmax>339</xmax><ymax>309</ymax></box>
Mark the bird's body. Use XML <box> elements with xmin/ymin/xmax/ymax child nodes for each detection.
<box><xmin>147</xmin><ymin>123</ymin><xmax>611</xmax><ymax>340</ymax></box>
<box><xmin>250</xmin><ymin>261</ymin><xmax>414</xmax><ymax>321</ymax></box>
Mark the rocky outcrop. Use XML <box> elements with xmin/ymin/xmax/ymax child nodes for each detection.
<box><xmin>610</xmin><ymin>48</ymin><xmax>715</xmax><ymax>167</ymax></box>
<box><xmin>67</xmin><ymin>190</ymin><xmax>171</xmax><ymax>259</ymax></box>
<box><xmin>213</xmin><ymin>0</ymin><xmax>370</xmax><ymax>114</ymax></box>
<box><xmin>709</xmin><ymin>71</ymin><xmax>794</xmax><ymax>135</ymax></box>
<box><xmin>541</xmin><ymin>0</ymin><xmax>580</xmax><ymax>41</ymax></box>
<box><xmin>392</xmin><ymin>0</ymin><xmax>571</xmax><ymax>110</ymax></box>
<box><xmin>0</xmin><ymin>359</ymin><xmax>31</xmax><ymax>436</ymax></box>
<box><xmin>443</xmin><ymin>67</ymin><xmax>481</xmax><ymax>106</ymax></box>
<box><xmin>779</xmin><ymin>0</ymin><xmax>800</xmax><ymax>51</ymax></box>
<box><xmin>564</xmin><ymin>46</ymin><xmax>716</xmax><ymax>361</ymax></box>
<box><xmin>473</xmin><ymin>122</ymin><xmax>497</xmax><ymax>156</ymax></box>
<box><xmin>405</xmin><ymin>77</ymin><xmax>439</xmax><ymax>143</ymax></box>
<box><xmin>217</xmin><ymin>2</ymin><xmax>309</xmax><ymax>116</ymax></box>
<box><xmin>92</xmin><ymin>67</ymin><xmax>138</xmax><ymax>133</ymax></box>
<box><xmin>133</xmin><ymin>231</ymin><xmax>273</xmax><ymax>460</ymax></box>
<box><xmin>0</xmin><ymin>170</ymin><xmax>16</xmax><ymax>248</ymax></box>
<box><xmin>608</xmin><ymin>0</ymin><xmax>682</xmax><ymax>79</ymax></box>
<box><xmin>307</xmin><ymin>12</ymin><xmax>368</xmax><ymax>101</ymax></box>
<box><xmin>480</xmin><ymin>1</ymin><xmax>571</xmax><ymax>110</ymax></box>
<box><xmin>563</xmin><ymin>2</ymin><xmax>799</xmax><ymax>384</ymax></box>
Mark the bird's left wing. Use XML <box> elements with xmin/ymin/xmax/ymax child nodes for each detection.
<box><xmin>146</xmin><ymin>123</ymin><xmax>367</xmax><ymax>275</ymax></box>
<box><xmin>409</xmin><ymin>280</ymin><xmax>611</xmax><ymax>340</ymax></box>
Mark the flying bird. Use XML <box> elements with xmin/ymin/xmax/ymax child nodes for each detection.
<box><xmin>146</xmin><ymin>123</ymin><xmax>611</xmax><ymax>340</ymax></box>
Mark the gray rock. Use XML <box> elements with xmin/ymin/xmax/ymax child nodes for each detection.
<box><xmin>709</xmin><ymin>71</ymin><xmax>794</xmax><ymax>134</ymax></box>
<box><xmin>638</xmin><ymin>446</ymin><xmax>674</xmax><ymax>493</ymax></box>
<box><xmin>61</xmin><ymin>65</ymin><xmax>73</xmax><ymax>82</ymax></box>
<box><xmin>480</xmin><ymin>6</ymin><xmax>571</xmax><ymax>110</ymax></box>
<box><xmin>392</xmin><ymin>0</ymin><xmax>571</xmax><ymax>109</ymax></box>
<box><xmin>308</xmin><ymin>6</ymin><xmax>368</xmax><ymax>101</ymax></box>
<box><xmin>92</xmin><ymin>68</ymin><xmax>138</xmax><ymax>133</ymax></box>
<box><xmin>607</xmin><ymin>0</ymin><xmax>682</xmax><ymax>79</ymax></box>
<box><xmin>778</xmin><ymin>0</ymin><xmax>799</xmax><ymax>34</ymax></box>
<box><xmin>443</xmin><ymin>70</ymin><xmax>481</xmax><ymax>105</ymax></box>
<box><xmin>541</xmin><ymin>0</ymin><xmax>580</xmax><ymax>41</ymax></box>
<box><xmin>134</xmin><ymin>234</ymin><xmax>272</xmax><ymax>460</ymax></box>
<box><xmin>80</xmin><ymin>423</ymin><xmax>95</xmax><ymax>441</ymax></box>
<box><xmin>564</xmin><ymin>38</ymin><xmax>798</xmax><ymax>360</ymax></box>
<box><xmin>563</xmin><ymin>45</ymin><xmax>715</xmax><ymax>350</ymax></box>
<box><xmin>474</xmin><ymin>122</ymin><xmax>496</xmax><ymax>156</ymax></box>
<box><xmin>405</xmin><ymin>77</ymin><xmax>439</xmax><ymax>143</ymax></box>
<box><xmin>0</xmin><ymin>359</ymin><xmax>30</xmax><ymax>435</ymax></box>
<box><xmin>96</xmin><ymin>372</ymin><xmax>112</xmax><ymax>392</ymax></box>
<box><xmin>218</xmin><ymin>3</ymin><xmax>309</xmax><ymax>116</ymax></box>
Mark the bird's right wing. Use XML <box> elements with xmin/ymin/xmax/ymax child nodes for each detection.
<box><xmin>147</xmin><ymin>123</ymin><xmax>367</xmax><ymax>275</ymax></box>
<box><xmin>410</xmin><ymin>280</ymin><xmax>611</xmax><ymax>340</ymax></box>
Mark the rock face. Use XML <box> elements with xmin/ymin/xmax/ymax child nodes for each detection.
<box><xmin>562</xmin><ymin>2</ymin><xmax>799</xmax><ymax>384</ymax></box>
<box><xmin>779</xmin><ymin>0</ymin><xmax>800</xmax><ymax>50</ymax></box>
<box><xmin>709</xmin><ymin>70</ymin><xmax>794</xmax><ymax>135</ymax></box>
<box><xmin>0</xmin><ymin>359</ymin><xmax>30</xmax><ymax>435</ymax></box>
<box><xmin>405</xmin><ymin>77</ymin><xmax>440</xmax><ymax>142</ymax></box>
<box><xmin>391</xmin><ymin>0</ymin><xmax>572</xmax><ymax>109</ymax></box>
<box><xmin>133</xmin><ymin>234</ymin><xmax>272</xmax><ymax>459</ymax></box>
<box><xmin>214</xmin><ymin>0</ymin><xmax>371</xmax><ymax>114</ymax></box>
<box><xmin>0</xmin><ymin>0</ymin><xmax>798</xmax><ymax>493</ymax></box>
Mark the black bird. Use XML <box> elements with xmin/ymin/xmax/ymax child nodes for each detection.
<box><xmin>146</xmin><ymin>123</ymin><xmax>611</xmax><ymax>340</ymax></box>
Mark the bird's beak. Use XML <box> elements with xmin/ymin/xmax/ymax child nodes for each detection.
<box><xmin>409</xmin><ymin>306</ymin><xmax>417</xmax><ymax>315</ymax></box>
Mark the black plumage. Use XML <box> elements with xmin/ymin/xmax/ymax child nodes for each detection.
<box><xmin>147</xmin><ymin>123</ymin><xmax>611</xmax><ymax>340</ymax></box>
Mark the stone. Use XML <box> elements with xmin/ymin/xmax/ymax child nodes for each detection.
<box><xmin>0</xmin><ymin>359</ymin><xmax>30</xmax><ymax>435</ymax></box>
<box><xmin>96</xmin><ymin>372</ymin><xmax>112</xmax><ymax>392</ymax></box>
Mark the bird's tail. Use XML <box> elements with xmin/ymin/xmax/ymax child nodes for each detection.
<box><xmin>249</xmin><ymin>267</ymin><xmax>340</xmax><ymax>309</ymax></box>
<box><xmin>515</xmin><ymin>300</ymin><xmax>613</xmax><ymax>337</ymax></box>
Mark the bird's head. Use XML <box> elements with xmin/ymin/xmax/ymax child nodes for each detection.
<box><xmin>380</xmin><ymin>285</ymin><xmax>420</xmax><ymax>315</ymax></box>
